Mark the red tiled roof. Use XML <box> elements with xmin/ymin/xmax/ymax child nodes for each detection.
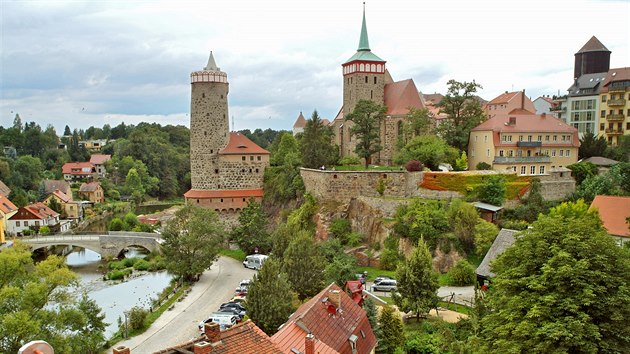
<box><xmin>220</xmin><ymin>132</ymin><xmax>270</xmax><ymax>155</ymax></box>
<box><xmin>384</xmin><ymin>79</ymin><xmax>424</xmax><ymax>115</ymax></box>
<box><xmin>89</xmin><ymin>154</ymin><xmax>111</xmax><ymax>165</ymax></box>
<box><xmin>79</xmin><ymin>182</ymin><xmax>102</xmax><ymax>193</ymax></box>
<box><xmin>293</xmin><ymin>112</ymin><xmax>307</xmax><ymax>128</ymax></box>
<box><xmin>488</xmin><ymin>91</ymin><xmax>520</xmax><ymax>105</ymax></box>
<box><xmin>11</xmin><ymin>202</ymin><xmax>59</xmax><ymax>221</ymax></box>
<box><xmin>271</xmin><ymin>283</ymin><xmax>377</xmax><ymax>354</ymax></box>
<box><xmin>321</xmin><ymin>118</ymin><xmax>331</xmax><ymax>126</ymax></box>
<box><xmin>62</xmin><ymin>162</ymin><xmax>95</xmax><ymax>175</ymax></box>
<box><xmin>51</xmin><ymin>189</ymin><xmax>72</xmax><ymax>203</ymax></box>
<box><xmin>0</xmin><ymin>180</ymin><xmax>10</xmax><ymax>196</ymax></box>
<box><xmin>590</xmin><ymin>195</ymin><xmax>630</xmax><ymax>238</ymax></box>
<box><xmin>184</xmin><ymin>189</ymin><xmax>264</xmax><ymax>199</ymax></box>
<box><xmin>0</xmin><ymin>193</ymin><xmax>17</xmax><ymax>214</ymax></box>
<box><xmin>600</xmin><ymin>67</ymin><xmax>630</xmax><ymax>93</ymax></box>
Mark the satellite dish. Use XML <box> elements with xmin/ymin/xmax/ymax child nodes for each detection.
<box><xmin>18</xmin><ymin>341</ymin><xmax>54</xmax><ymax>354</ymax></box>
<box><xmin>327</xmin><ymin>304</ymin><xmax>337</xmax><ymax>315</ymax></box>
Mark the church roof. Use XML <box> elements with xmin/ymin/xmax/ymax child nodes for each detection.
<box><xmin>384</xmin><ymin>79</ymin><xmax>425</xmax><ymax>115</ymax></box>
<box><xmin>344</xmin><ymin>6</ymin><xmax>384</xmax><ymax>64</ymax></box>
<box><xmin>220</xmin><ymin>132</ymin><xmax>270</xmax><ymax>155</ymax></box>
<box><xmin>576</xmin><ymin>36</ymin><xmax>610</xmax><ymax>53</ymax></box>
<box><xmin>293</xmin><ymin>112</ymin><xmax>307</xmax><ymax>128</ymax></box>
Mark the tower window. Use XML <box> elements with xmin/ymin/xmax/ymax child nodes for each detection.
<box><xmin>371</xmin><ymin>90</ymin><xmax>373</xmax><ymax>99</ymax></box>
<box><xmin>221</xmin><ymin>94</ymin><xmax>223</xmax><ymax>99</ymax></box>
<box><xmin>202</xmin><ymin>93</ymin><xmax>205</xmax><ymax>98</ymax></box>
<box><xmin>365</xmin><ymin>76</ymin><xmax>368</xmax><ymax>83</ymax></box>
<box><xmin>215</xmin><ymin>169</ymin><xmax>219</xmax><ymax>174</ymax></box>
<box><xmin>374</xmin><ymin>77</ymin><xmax>377</xmax><ymax>84</ymax></box>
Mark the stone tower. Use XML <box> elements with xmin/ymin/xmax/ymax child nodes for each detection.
<box><xmin>342</xmin><ymin>5</ymin><xmax>387</xmax><ymax>118</ymax></box>
<box><xmin>190</xmin><ymin>52</ymin><xmax>230</xmax><ymax>190</ymax></box>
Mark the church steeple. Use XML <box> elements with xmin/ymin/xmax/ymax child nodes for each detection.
<box><xmin>204</xmin><ymin>51</ymin><xmax>220</xmax><ymax>71</ymax></box>
<box><xmin>358</xmin><ymin>3</ymin><xmax>370</xmax><ymax>51</ymax></box>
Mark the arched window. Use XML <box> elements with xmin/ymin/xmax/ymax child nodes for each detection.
<box><xmin>359</xmin><ymin>63</ymin><xmax>364</xmax><ymax>71</ymax></box>
<box><xmin>371</xmin><ymin>64</ymin><xmax>376</xmax><ymax>71</ymax></box>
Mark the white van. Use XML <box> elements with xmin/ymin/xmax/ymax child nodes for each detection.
<box><xmin>198</xmin><ymin>313</ymin><xmax>238</xmax><ymax>331</ymax></box>
<box><xmin>242</xmin><ymin>254</ymin><xmax>269</xmax><ymax>270</ymax></box>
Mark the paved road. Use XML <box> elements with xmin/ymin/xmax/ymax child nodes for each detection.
<box><xmin>368</xmin><ymin>282</ymin><xmax>475</xmax><ymax>307</ymax></box>
<box><xmin>109</xmin><ymin>256</ymin><xmax>255</xmax><ymax>353</ymax></box>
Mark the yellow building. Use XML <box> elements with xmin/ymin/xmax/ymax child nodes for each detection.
<box><xmin>468</xmin><ymin>109</ymin><xmax>579</xmax><ymax>175</ymax></box>
<box><xmin>0</xmin><ymin>194</ymin><xmax>18</xmax><ymax>243</ymax></box>
<box><xmin>598</xmin><ymin>67</ymin><xmax>630</xmax><ymax>145</ymax></box>
<box><xmin>44</xmin><ymin>189</ymin><xmax>82</xmax><ymax>220</ymax></box>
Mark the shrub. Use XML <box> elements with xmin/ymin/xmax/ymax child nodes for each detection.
<box><xmin>128</xmin><ymin>306</ymin><xmax>148</xmax><ymax>330</ymax></box>
<box><xmin>124</xmin><ymin>212</ymin><xmax>139</xmax><ymax>229</ymax></box>
<box><xmin>446</xmin><ymin>260</ymin><xmax>476</xmax><ymax>286</ymax></box>
<box><xmin>123</xmin><ymin>257</ymin><xmax>139</xmax><ymax>268</ymax></box>
<box><xmin>338</xmin><ymin>156</ymin><xmax>361</xmax><ymax>166</ymax></box>
<box><xmin>109</xmin><ymin>260</ymin><xmax>126</xmax><ymax>270</ymax></box>
<box><xmin>405</xmin><ymin>160</ymin><xmax>424</xmax><ymax>172</ymax></box>
<box><xmin>133</xmin><ymin>259</ymin><xmax>150</xmax><ymax>271</ymax></box>
<box><xmin>22</xmin><ymin>229</ymin><xmax>32</xmax><ymax>236</ymax></box>
<box><xmin>109</xmin><ymin>217</ymin><xmax>124</xmax><ymax>231</ymax></box>
<box><xmin>329</xmin><ymin>218</ymin><xmax>351</xmax><ymax>240</ymax></box>
<box><xmin>376</xmin><ymin>178</ymin><xmax>387</xmax><ymax>196</ymax></box>
<box><xmin>476</xmin><ymin>162</ymin><xmax>491</xmax><ymax>170</ymax></box>
<box><xmin>346</xmin><ymin>231</ymin><xmax>364</xmax><ymax>247</ymax></box>
<box><xmin>106</xmin><ymin>268</ymin><xmax>132</xmax><ymax>280</ymax></box>
<box><xmin>501</xmin><ymin>219</ymin><xmax>529</xmax><ymax>231</ymax></box>
<box><xmin>39</xmin><ymin>225</ymin><xmax>51</xmax><ymax>235</ymax></box>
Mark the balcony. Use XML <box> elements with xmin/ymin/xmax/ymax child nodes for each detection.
<box><xmin>606</xmin><ymin>113</ymin><xmax>626</xmax><ymax>121</ymax></box>
<box><xmin>550</xmin><ymin>106</ymin><xmax>566</xmax><ymax>112</ymax></box>
<box><xmin>605</xmin><ymin>128</ymin><xmax>623</xmax><ymax>135</ymax></box>
<box><xmin>608</xmin><ymin>87</ymin><xmax>627</xmax><ymax>93</ymax></box>
<box><xmin>494</xmin><ymin>156</ymin><xmax>551</xmax><ymax>164</ymax></box>
<box><xmin>516</xmin><ymin>141</ymin><xmax>542</xmax><ymax>148</ymax></box>
<box><xmin>607</xmin><ymin>99</ymin><xmax>626</xmax><ymax>107</ymax></box>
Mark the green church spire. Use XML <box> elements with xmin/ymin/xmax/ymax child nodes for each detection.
<box><xmin>357</xmin><ymin>3</ymin><xmax>370</xmax><ymax>51</ymax></box>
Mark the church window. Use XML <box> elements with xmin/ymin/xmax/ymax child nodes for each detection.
<box><xmin>374</xmin><ymin>77</ymin><xmax>377</xmax><ymax>84</ymax></box>
<box><xmin>365</xmin><ymin>76</ymin><xmax>368</xmax><ymax>83</ymax></box>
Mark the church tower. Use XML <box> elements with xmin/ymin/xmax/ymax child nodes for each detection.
<box><xmin>189</xmin><ymin>52</ymin><xmax>230</xmax><ymax>190</ymax></box>
<box><xmin>342</xmin><ymin>5</ymin><xmax>387</xmax><ymax>117</ymax></box>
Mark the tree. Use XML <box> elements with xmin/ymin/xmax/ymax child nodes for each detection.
<box><xmin>299</xmin><ymin>110</ymin><xmax>338</xmax><ymax>169</ymax></box>
<box><xmin>0</xmin><ymin>242</ymin><xmax>107</xmax><ymax>353</ymax></box>
<box><xmin>435</xmin><ymin>80</ymin><xmax>486</xmax><ymax>151</ymax></box>
<box><xmin>393</xmin><ymin>239</ymin><xmax>439</xmax><ymax>320</ymax></box>
<box><xmin>264</xmin><ymin>133</ymin><xmax>304</xmax><ymax>202</ymax></box>
<box><xmin>402</xmin><ymin>107</ymin><xmax>432</xmax><ymax>143</ymax></box>
<box><xmin>377</xmin><ymin>305</ymin><xmax>405</xmax><ymax>354</ymax></box>
<box><xmin>231</xmin><ymin>199</ymin><xmax>271</xmax><ymax>254</ymax></box>
<box><xmin>345</xmin><ymin>99</ymin><xmax>387</xmax><ymax>168</ymax></box>
<box><xmin>63</xmin><ymin>125</ymin><xmax>72</xmax><ymax>136</ymax></box>
<box><xmin>474</xmin><ymin>220</ymin><xmax>499</xmax><ymax>256</ymax></box>
<box><xmin>481</xmin><ymin>200</ymin><xmax>630</xmax><ymax>353</ymax></box>
<box><xmin>578</xmin><ymin>132</ymin><xmax>608</xmax><ymax>159</ymax></box>
<box><xmin>324</xmin><ymin>254</ymin><xmax>357</xmax><ymax>286</ymax></box>
<box><xmin>394</xmin><ymin>134</ymin><xmax>459</xmax><ymax>171</ymax></box>
<box><xmin>393</xmin><ymin>200</ymin><xmax>449</xmax><ymax>250</ymax></box>
<box><xmin>246</xmin><ymin>258</ymin><xmax>294</xmax><ymax>335</ymax></box>
<box><xmin>161</xmin><ymin>205</ymin><xmax>225</xmax><ymax>282</ymax></box>
<box><xmin>446</xmin><ymin>260</ymin><xmax>476</xmax><ymax>286</ymax></box>
<box><xmin>455</xmin><ymin>151</ymin><xmax>468</xmax><ymax>171</ymax></box>
<box><xmin>477</xmin><ymin>175</ymin><xmax>506</xmax><ymax>206</ymax></box>
<box><xmin>282</xmin><ymin>231</ymin><xmax>326</xmax><ymax>301</ymax></box>
<box><xmin>567</xmin><ymin>162</ymin><xmax>598</xmax><ymax>186</ymax></box>
<box><xmin>512</xmin><ymin>178</ymin><xmax>548</xmax><ymax>222</ymax></box>
<box><xmin>447</xmin><ymin>199</ymin><xmax>480</xmax><ymax>254</ymax></box>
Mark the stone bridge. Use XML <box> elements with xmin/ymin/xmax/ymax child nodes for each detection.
<box><xmin>20</xmin><ymin>231</ymin><xmax>162</xmax><ymax>258</ymax></box>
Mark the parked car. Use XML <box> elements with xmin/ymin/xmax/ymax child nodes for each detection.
<box><xmin>374</xmin><ymin>275</ymin><xmax>393</xmax><ymax>285</ymax></box>
<box><xmin>243</xmin><ymin>254</ymin><xmax>269</xmax><ymax>270</ymax></box>
<box><xmin>216</xmin><ymin>308</ymin><xmax>244</xmax><ymax>321</ymax></box>
<box><xmin>371</xmin><ymin>279</ymin><xmax>397</xmax><ymax>292</ymax></box>
<box><xmin>198</xmin><ymin>313</ymin><xmax>239</xmax><ymax>331</ymax></box>
<box><xmin>220</xmin><ymin>302</ymin><xmax>246</xmax><ymax>317</ymax></box>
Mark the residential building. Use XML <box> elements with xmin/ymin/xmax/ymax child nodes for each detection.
<box><xmin>79</xmin><ymin>182</ymin><xmax>105</xmax><ymax>203</ymax></box>
<box><xmin>0</xmin><ymin>194</ymin><xmax>18</xmax><ymax>243</ymax></box>
<box><xmin>62</xmin><ymin>162</ymin><xmax>96</xmax><ymax>181</ymax></box>
<box><xmin>43</xmin><ymin>189</ymin><xmax>82</xmax><ymax>220</ymax></box>
<box><xmin>42</xmin><ymin>179</ymin><xmax>71</xmax><ymax>196</ymax></box>
<box><xmin>468</xmin><ymin>109</ymin><xmax>579</xmax><ymax>175</ymax></box>
<box><xmin>476</xmin><ymin>228</ymin><xmax>518</xmax><ymax>285</ymax></box>
<box><xmin>330</xmin><ymin>7</ymin><xmax>425</xmax><ymax>166</ymax></box>
<box><xmin>590</xmin><ymin>195</ymin><xmax>630</xmax><ymax>246</ymax></box>
<box><xmin>0</xmin><ymin>180</ymin><xmax>11</xmax><ymax>196</ymax></box>
<box><xmin>292</xmin><ymin>111</ymin><xmax>307</xmax><ymax>136</ymax></box>
<box><xmin>184</xmin><ymin>52</ymin><xmax>270</xmax><ymax>216</ymax></box>
<box><xmin>271</xmin><ymin>282</ymin><xmax>377</xmax><ymax>354</ymax></box>
<box><xmin>90</xmin><ymin>154</ymin><xmax>112</xmax><ymax>177</ymax></box>
<box><xmin>485</xmin><ymin>90</ymin><xmax>535</xmax><ymax>120</ymax></box>
<box><xmin>598</xmin><ymin>67</ymin><xmax>630</xmax><ymax>145</ymax></box>
<box><xmin>533</xmin><ymin>96</ymin><xmax>560</xmax><ymax>118</ymax></box>
<box><xmin>7</xmin><ymin>202</ymin><xmax>61</xmax><ymax>236</ymax></box>
<box><xmin>79</xmin><ymin>139</ymin><xmax>109</xmax><ymax>151</ymax></box>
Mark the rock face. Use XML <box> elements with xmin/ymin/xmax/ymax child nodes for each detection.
<box><xmin>347</xmin><ymin>196</ymin><xmax>407</xmax><ymax>246</ymax></box>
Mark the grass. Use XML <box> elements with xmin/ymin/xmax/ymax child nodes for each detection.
<box><xmin>438</xmin><ymin>273</ymin><xmax>451</xmax><ymax>286</ymax></box>
<box><xmin>354</xmin><ymin>265</ymin><xmax>396</xmax><ymax>282</ymax></box>
<box><xmin>438</xmin><ymin>301</ymin><xmax>471</xmax><ymax>315</ymax></box>
<box><xmin>219</xmin><ymin>248</ymin><xmax>246</xmax><ymax>262</ymax></box>
<box><xmin>466</xmin><ymin>253</ymin><xmax>484</xmax><ymax>268</ymax></box>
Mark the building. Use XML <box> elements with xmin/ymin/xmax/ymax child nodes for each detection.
<box><xmin>7</xmin><ymin>202</ymin><xmax>61</xmax><ymax>236</ymax></box>
<box><xmin>485</xmin><ymin>90</ymin><xmax>535</xmax><ymax>120</ymax></box>
<box><xmin>0</xmin><ymin>194</ymin><xmax>17</xmax><ymax>243</ymax></box>
<box><xmin>79</xmin><ymin>139</ymin><xmax>110</xmax><ymax>151</ymax></box>
<box><xmin>78</xmin><ymin>182</ymin><xmax>105</xmax><ymax>203</ymax></box>
<box><xmin>271</xmin><ymin>283</ymin><xmax>377</xmax><ymax>354</ymax></box>
<box><xmin>476</xmin><ymin>228</ymin><xmax>518</xmax><ymax>285</ymax></box>
<box><xmin>598</xmin><ymin>67</ymin><xmax>630</xmax><ymax>145</ymax></box>
<box><xmin>184</xmin><ymin>52</ymin><xmax>270</xmax><ymax>215</ymax></box>
<box><xmin>43</xmin><ymin>189</ymin><xmax>82</xmax><ymax>219</ymax></box>
<box><xmin>0</xmin><ymin>180</ymin><xmax>11</xmax><ymax>196</ymax></box>
<box><xmin>42</xmin><ymin>179</ymin><xmax>71</xmax><ymax>196</ymax></box>
<box><xmin>62</xmin><ymin>162</ymin><xmax>96</xmax><ymax>181</ymax></box>
<box><xmin>468</xmin><ymin>109</ymin><xmax>579</xmax><ymax>175</ymax></box>
<box><xmin>330</xmin><ymin>7</ymin><xmax>425</xmax><ymax>166</ymax></box>
<box><xmin>292</xmin><ymin>112</ymin><xmax>307</xmax><ymax>136</ymax></box>
<box><xmin>565</xmin><ymin>36</ymin><xmax>611</xmax><ymax>136</ymax></box>
<box><xmin>590</xmin><ymin>195</ymin><xmax>630</xmax><ymax>246</ymax></box>
<box><xmin>533</xmin><ymin>96</ymin><xmax>560</xmax><ymax>118</ymax></box>
<box><xmin>90</xmin><ymin>154</ymin><xmax>112</xmax><ymax>177</ymax></box>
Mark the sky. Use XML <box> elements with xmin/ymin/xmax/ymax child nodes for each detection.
<box><xmin>1</xmin><ymin>0</ymin><xmax>629</xmax><ymax>134</ymax></box>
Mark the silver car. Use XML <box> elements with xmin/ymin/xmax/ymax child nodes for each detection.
<box><xmin>371</xmin><ymin>279</ymin><xmax>397</xmax><ymax>292</ymax></box>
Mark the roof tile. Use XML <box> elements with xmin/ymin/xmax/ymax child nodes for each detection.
<box><xmin>590</xmin><ymin>195</ymin><xmax>630</xmax><ymax>237</ymax></box>
<box><xmin>220</xmin><ymin>132</ymin><xmax>270</xmax><ymax>155</ymax></box>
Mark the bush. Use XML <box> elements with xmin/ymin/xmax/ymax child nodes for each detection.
<box><xmin>329</xmin><ymin>218</ymin><xmax>351</xmax><ymax>240</ymax></box>
<box><xmin>109</xmin><ymin>217</ymin><xmax>124</xmax><ymax>231</ymax></box>
<box><xmin>106</xmin><ymin>268</ymin><xmax>132</xmax><ymax>280</ymax></box>
<box><xmin>123</xmin><ymin>257</ymin><xmax>139</xmax><ymax>268</ymax></box>
<box><xmin>338</xmin><ymin>156</ymin><xmax>361</xmax><ymax>166</ymax></box>
<box><xmin>128</xmin><ymin>306</ymin><xmax>148</xmax><ymax>330</ymax></box>
<box><xmin>133</xmin><ymin>259</ymin><xmax>150</xmax><ymax>271</ymax></box>
<box><xmin>109</xmin><ymin>260</ymin><xmax>126</xmax><ymax>270</ymax></box>
<box><xmin>22</xmin><ymin>229</ymin><xmax>32</xmax><ymax>236</ymax></box>
<box><xmin>476</xmin><ymin>162</ymin><xmax>491</xmax><ymax>170</ymax></box>
<box><xmin>124</xmin><ymin>212</ymin><xmax>139</xmax><ymax>229</ymax></box>
<box><xmin>405</xmin><ymin>160</ymin><xmax>424</xmax><ymax>172</ymax></box>
<box><xmin>39</xmin><ymin>225</ymin><xmax>51</xmax><ymax>235</ymax></box>
<box><xmin>346</xmin><ymin>231</ymin><xmax>364</xmax><ymax>247</ymax></box>
<box><xmin>501</xmin><ymin>219</ymin><xmax>529</xmax><ymax>231</ymax></box>
<box><xmin>446</xmin><ymin>260</ymin><xmax>476</xmax><ymax>286</ymax></box>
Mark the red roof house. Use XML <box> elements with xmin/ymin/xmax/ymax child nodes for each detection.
<box><xmin>7</xmin><ymin>202</ymin><xmax>60</xmax><ymax>235</ymax></box>
<box><xmin>62</xmin><ymin>162</ymin><xmax>96</xmax><ymax>181</ymax></box>
<box><xmin>219</xmin><ymin>132</ymin><xmax>271</xmax><ymax>155</ymax></box>
<box><xmin>590</xmin><ymin>195</ymin><xmax>630</xmax><ymax>245</ymax></box>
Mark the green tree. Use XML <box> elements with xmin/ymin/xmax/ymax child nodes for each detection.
<box><xmin>446</xmin><ymin>260</ymin><xmax>476</xmax><ymax>286</ymax></box>
<box><xmin>393</xmin><ymin>239</ymin><xmax>439</xmax><ymax>320</ymax></box>
<box><xmin>109</xmin><ymin>217</ymin><xmax>124</xmax><ymax>231</ymax></box>
<box><xmin>393</xmin><ymin>200</ymin><xmax>449</xmax><ymax>250</ymax></box>
<box><xmin>447</xmin><ymin>199</ymin><xmax>480</xmax><ymax>254</ymax></box>
<box><xmin>0</xmin><ymin>242</ymin><xmax>106</xmax><ymax>353</ymax></box>
<box><xmin>377</xmin><ymin>305</ymin><xmax>405</xmax><ymax>354</ymax></box>
<box><xmin>477</xmin><ymin>175</ymin><xmax>506</xmax><ymax>206</ymax></box>
<box><xmin>481</xmin><ymin>200</ymin><xmax>630</xmax><ymax>353</ymax></box>
<box><xmin>247</xmin><ymin>258</ymin><xmax>294</xmax><ymax>335</ymax></box>
<box><xmin>264</xmin><ymin>133</ymin><xmax>304</xmax><ymax>203</ymax></box>
<box><xmin>324</xmin><ymin>254</ymin><xmax>357</xmax><ymax>286</ymax></box>
<box><xmin>435</xmin><ymin>80</ymin><xmax>486</xmax><ymax>150</ymax></box>
<box><xmin>161</xmin><ymin>205</ymin><xmax>225</xmax><ymax>282</ymax></box>
<box><xmin>401</xmin><ymin>107</ymin><xmax>432</xmax><ymax>143</ymax></box>
<box><xmin>231</xmin><ymin>199</ymin><xmax>271</xmax><ymax>254</ymax></box>
<box><xmin>512</xmin><ymin>178</ymin><xmax>548</xmax><ymax>222</ymax></box>
<box><xmin>123</xmin><ymin>212</ymin><xmax>139</xmax><ymax>230</ymax></box>
<box><xmin>393</xmin><ymin>134</ymin><xmax>459</xmax><ymax>171</ymax></box>
<box><xmin>578</xmin><ymin>131</ymin><xmax>608</xmax><ymax>159</ymax></box>
<box><xmin>345</xmin><ymin>99</ymin><xmax>387</xmax><ymax>168</ymax></box>
<box><xmin>455</xmin><ymin>151</ymin><xmax>468</xmax><ymax>171</ymax></box>
<box><xmin>567</xmin><ymin>162</ymin><xmax>599</xmax><ymax>186</ymax></box>
<box><xmin>63</xmin><ymin>125</ymin><xmax>72</xmax><ymax>136</ymax></box>
<box><xmin>283</xmin><ymin>231</ymin><xmax>326</xmax><ymax>301</ymax></box>
<box><xmin>474</xmin><ymin>220</ymin><xmax>499</xmax><ymax>256</ymax></box>
<box><xmin>299</xmin><ymin>110</ymin><xmax>338</xmax><ymax>169</ymax></box>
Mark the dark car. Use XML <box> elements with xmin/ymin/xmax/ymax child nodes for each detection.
<box><xmin>220</xmin><ymin>302</ymin><xmax>246</xmax><ymax>317</ymax></box>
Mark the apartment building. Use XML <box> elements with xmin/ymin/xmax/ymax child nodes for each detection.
<box><xmin>598</xmin><ymin>67</ymin><xmax>630</xmax><ymax>145</ymax></box>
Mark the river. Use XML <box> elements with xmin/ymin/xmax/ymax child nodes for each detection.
<box><xmin>66</xmin><ymin>247</ymin><xmax>172</xmax><ymax>338</ymax></box>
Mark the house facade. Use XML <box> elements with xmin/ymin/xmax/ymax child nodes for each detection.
<box><xmin>533</xmin><ymin>96</ymin><xmax>560</xmax><ymax>118</ymax></box>
<box><xmin>43</xmin><ymin>189</ymin><xmax>82</xmax><ymax>219</ymax></box>
<box><xmin>89</xmin><ymin>154</ymin><xmax>112</xmax><ymax>177</ymax></box>
<box><xmin>62</xmin><ymin>162</ymin><xmax>97</xmax><ymax>181</ymax></box>
<box><xmin>0</xmin><ymin>194</ymin><xmax>18</xmax><ymax>243</ymax></box>
<box><xmin>79</xmin><ymin>182</ymin><xmax>105</xmax><ymax>203</ymax></box>
<box><xmin>468</xmin><ymin>109</ymin><xmax>579</xmax><ymax>175</ymax></box>
<box><xmin>485</xmin><ymin>90</ymin><xmax>536</xmax><ymax>120</ymax></box>
<box><xmin>7</xmin><ymin>202</ymin><xmax>62</xmax><ymax>236</ymax></box>
<box><xmin>598</xmin><ymin>67</ymin><xmax>630</xmax><ymax>145</ymax></box>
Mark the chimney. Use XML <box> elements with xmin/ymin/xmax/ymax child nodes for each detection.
<box><xmin>328</xmin><ymin>289</ymin><xmax>341</xmax><ymax>309</ymax></box>
<box><xmin>193</xmin><ymin>341</ymin><xmax>213</xmax><ymax>354</ymax></box>
<box><xmin>204</xmin><ymin>322</ymin><xmax>221</xmax><ymax>343</ymax></box>
<box><xmin>521</xmin><ymin>89</ymin><xmax>525</xmax><ymax>110</ymax></box>
<box><xmin>305</xmin><ymin>333</ymin><xmax>315</xmax><ymax>354</ymax></box>
<box><xmin>113</xmin><ymin>346</ymin><xmax>130</xmax><ymax>354</ymax></box>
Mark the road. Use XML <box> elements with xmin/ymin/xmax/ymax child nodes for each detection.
<box><xmin>109</xmin><ymin>256</ymin><xmax>255</xmax><ymax>353</ymax></box>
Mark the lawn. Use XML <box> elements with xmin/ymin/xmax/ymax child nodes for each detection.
<box><xmin>219</xmin><ymin>248</ymin><xmax>246</xmax><ymax>262</ymax></box>
<box><xmin>354</xmin><ymin>265</ymin><xmax>396</xmax><ymax>282</ymax></box>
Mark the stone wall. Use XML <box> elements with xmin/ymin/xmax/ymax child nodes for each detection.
<box><xmin>217</xmin><ymin>160</ymin><xmax>267</xmax><ymax>190</ymax></box>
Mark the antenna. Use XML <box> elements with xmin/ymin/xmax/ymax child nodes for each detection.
<box><xmin>231</xmin><ymin>115</ymin><xmax>234</xmax><ymax>132</ymax></box>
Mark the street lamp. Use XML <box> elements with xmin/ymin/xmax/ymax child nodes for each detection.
<box><xmin>123</xmin><ymin>311</ymin><xmax>130</xmax><ymax>338</ymax></box>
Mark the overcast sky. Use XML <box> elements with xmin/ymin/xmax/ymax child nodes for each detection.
<box><xmin>1</xmin><ymin>0</ymin><xmax>628</xmax><ymax>134</ymax></box>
